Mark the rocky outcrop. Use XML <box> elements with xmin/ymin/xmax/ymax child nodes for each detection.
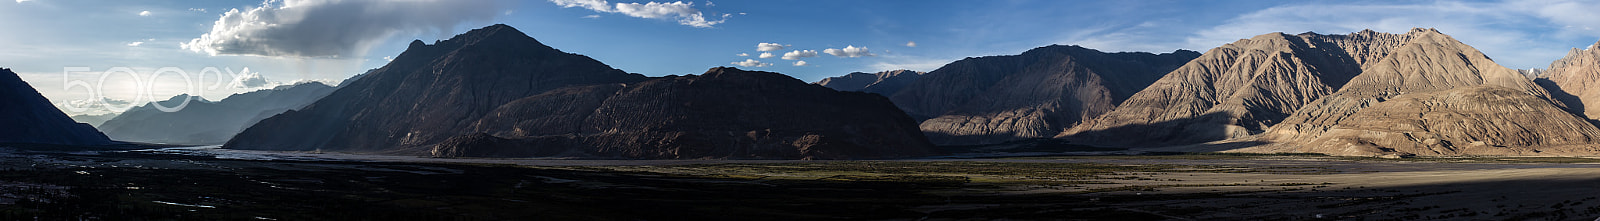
<box><xmin>1237</xmin><ymin>28</ymin><xmax>1599</xmax><ymax>156</ymax></box>
<box><xmin>0</xmin><ymin>67</ymin><xmax>113</xmax><ymax>145</ymax></box>
<box><xmin>227</xmin><ymin>24</ymin><xmax>649</xmax><ymax>153</ymax></box>
<box><xmin>1535</xmin><ymin>40</ymin><xmax>1600</xmax><ymax>121</ymax></box>
<box><xmin>446</xmin><ymin>67</ymin><xmax>933</xmax><ymax>159</ymax></box>
<box><xmin>815</xmin><ymin>70</ymin><xmax>922</xmax><ymax>95</ymax></box>
<box><xmin>1060</xmin><ymin>30</ymin><xmax>1420</xmax><ymax>146</ymax></box>
<box><xmin>889</xmin><ymin>45</ymin><xmax>1198</xmax><ymax>145</ymax></box>
<box><xmin>97</xmin><ymin>82</ymin><xmax>335</xmax><ymax>145</ymax></box>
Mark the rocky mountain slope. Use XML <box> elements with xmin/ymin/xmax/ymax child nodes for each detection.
<box><xmin>1060</xmin><ymin>30</ymin><xmax>1419</xmax><ymax>146</ymax></box>
<box><xmin>1535</xmin><ymin>41</ymin><xmax>1600</xmax><ymax>121</ymax></box>
<box><xmin>442</xmin><ymin>67</ymin><xmax>932</xmax><ymax>159</ymax></box>
<box><xmin>1236</xmin><ymin>29</ymin><xmax>1600</xmax><ymax>156</ymax></box>
<box><xmin>228</xmin><ymin>24</ymin><xmax>648</xmax><ymax>153</ymax></box>
<box><xmin>227</xmin><ymin>24</ymin><xmax>930</xmax><ymax>159</ymax></box>
<box><xmin>815</xmin><ymin>69</ymin><xmax>922</xmax><ymax>95</ymax></box>
<box><xmin>0</xmin><ymin>67</ymin><xmax>113</xmax><ymax>145</ymax></box>
<box><xmin>889</xmin><ymin>45</ymin><xmax>1198</xmax><ymax>145</ymax></box>
<box><xmin>97</xmin><ymin>82</ymin><xmax>335</xmax><ymax>145</ymax></box>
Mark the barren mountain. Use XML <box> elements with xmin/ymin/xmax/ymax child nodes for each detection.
<box><xmin>1238</xmin><ymin>28</ymin><xmax>1600</xmax><ymax>156</ymax></box>
<box><xmin>0</xmin><ymin>67</ymin><xmax>113</xmax><ymax>145</ymax></box>
<box><xmin>1060</xmin><ymin>30</ymin><xmax>1419</xmax><ymax>146</ymax></box>
<box><xmin>98</xmin><ymin>82</ymin><xmax>335</xmax><ymax>145</ymax></box>
<box><xmin>228</xmin><ymin>24</ymin><xmax>930</xmax><ymax>159</ymax></box>
<box><xmin>889</xmin><ymin>45</ymin><xmax>1198</xmax><ymax>145</ymax></box>
<box><xmin>1535</xmin><ymin>41</ymin><xmax>1600</xmax><ymax>121</ymax></box>
<box><xmin>815</xmin><ymin>69</ymin><xmax>923</xmax><ymax>95</ymax></box>
<box><xmin>440</xmin><ymin>67</ymin><xmax>933</xmax><ymax>159</ymax></box>
<box><xmin>227</xmin><ymin>24</ymin><xmax>649</xmax><ymax>153</ymax></box>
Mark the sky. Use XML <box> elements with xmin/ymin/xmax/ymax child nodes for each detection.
<box><xmin>2</xmin><ymin>0</ymin><xmax>1599</xmax><ymax>116</ymax></box>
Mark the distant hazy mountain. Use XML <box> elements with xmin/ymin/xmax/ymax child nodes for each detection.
<box><xmin>814</xmin><ymin>69</ymin><xmax>922</xmax><ymax>95</ymax></box>
<box><xmin>70</xmin><ymin>113</ymin><xmax>117</xmax><ymax>127</ymax></box>
<box><xmin>96</xmin><ymin>82</ymin><xmax>335</xmax><ymax>145</ymax></box>
<box><xmin>0</xmin><ymin>67</ymin><xmax>113</xmax><ymax>145</ymax></box>
<box><xmin>228</xmin><ymin>24</ymin><xmax>931</xmax><ymax>159</ymax></box>
<box><xmin>888</xmin><ymin>45</ymin><xmax>1198</xmax><ymax>145</ymax></box>
<box><xmin>1240</xmin><ymin>28</ymin><xmax>1600</xmax><ymax>156</ymax></box>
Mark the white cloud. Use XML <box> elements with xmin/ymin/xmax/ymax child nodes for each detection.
<box><xmin>758</xmin><ymin>52</ymin><xmax>775</xmax><ymax>58</ymax></box>
<box><xmin>905</xmin><ymin>41</ymin><xmax>917</xmax><ymax>47</ymax></box>
<box><xmin>823</xmin><ymin>45</ymin><xmax>875</xmax><ymax>57</ymax></box>
<box><xmin>138</xmin><ymin>11</ymin><xmax>151</xmax><ymax>16</ymax></box>
<box><xmin>57</xmin><ymin>97</ymin><xmax>134</xmax><ymax>114</ymax></box>
<box><xmin>15</xmin><ymin>0</ymin><xmax>32</xmax><ymax>3</ymax></box>
<box><xmin>382</xmin><ymin>56</ymin><xmax>393</xmax><ymax>61</ymax></box>
<box><xmin>228</xmin><ymin>68</ymin><xmax>280</xmax><ymax>88</ymax></box>
<box><xmin>781</xmin><ymin>49</ymin><xmax>818</xmax><ymax>60</ymax></box>
<box><xmin>183</xmin><ymin>0</ymin><xmax>504</xmax><ymax>58</ymax></box>
<box><xmin>1186</xmin><ymin>0</ymin><xmax>1600</xmax><ymax>69</ymax></box>
<box><xmin>731</xmin><ymin>58</ymin><xmax>771</xmax><ymax>67</ymax></box>
<box><xmin>756</xmin><ymin>42</ymin><xmax>786</xmax><ymax>51</ymax></box>
<box><xmin>793</xmin><ymin>60</ymin><xmax>808</xmax><ymax>66</ymax></box>
<box><xmin>582</xmin><ymin>14</ymin><xmax>601</xmax><ymax>19</ymax></box>
<box><xmin>126</xmin><ymin>42</ymin><xmax>144</xmax><ymax>47</ymax></box>
<box><xmin>735</xmin><ymin>53</ymin><xmax>748</xmax><ymax>56</ymax></box>
<box><xmin>548</xmin><ymin>0</ymin><xmax>732</xmax><ymax>28</ymax></box>
<box><xmin>188</xmin><ymin>8</ymin><xmax>206</xmax><ymax>13</ymax></box>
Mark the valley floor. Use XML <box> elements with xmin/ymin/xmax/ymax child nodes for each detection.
<box><xmin>2</xmin><ymin>145</ymin><xmax>1599</xmax><ymax>220</ymax></box>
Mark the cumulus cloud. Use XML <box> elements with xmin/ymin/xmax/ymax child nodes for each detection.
<box><xmin>758</xmin><ymin>52</ymin><xmax>775</xmax><ymax>58</ymax></box>
<box><xmin>823</xmin><ymin>45</ymin><xmax>875</xmax><ymax>57</ymax></box>
<box><xmin>188</xmin><ymin>8</ymin><xmax>206</xmax><ymax>13</ymax></box>
<box><xmin>731</xmin><ymin>59</ymin><xmax>772</xmax><ymax>67</ymax></box>
<box><xmin>182</xmin><ymin>0</ymin><xmax>504</xmax><ymax>58</ymax></box>
<box><xmin>793</xmin><ymin>60</ymin><xmax>808</xmax><ymax>66</ymax></box>
<box><xmin>735</xmin><ymin>53</ymin><xmax>748</xmax><ymax>56</ymax></box>
<box><xmin>548</xmin><ymin>0</ymin><xmax>732</xmax><ymax>28</ymax></box>
<box><xmin>905</xmin><ymin>41</ymin><xmax>917</xmax><ymax>47</ymax></box>
<box><xmin>228</xmin><ymin>68</ymin><xmax>280</xmax><ymax>88</ymax></box>
<box><xmin>756</xmin><ymin>42</ymin><xmax>786</xmax><ymax>51</ymax></box>
<box><xmin>126</xmin><ymin>42</ymin><xmax>144</xmax><ymax>47</ymax></box>
<box><xmin>582</xmin><ymin>14</ymin><xmax>601</xmax><ymax>19</ymax></box>
<box><xmin>138</xmin><ymin>11</ymin><xmax>151</xmax><ymax>16</ymax></box>
<box><xmin>781</xmin><ymin>49</ymin><xmax>818</xmax><ymax>60</ymax></box>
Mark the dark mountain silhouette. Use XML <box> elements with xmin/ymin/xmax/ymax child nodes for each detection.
<box><xmin>227</xmin><ymin>24</ymin><xmax>930</xmax><ymax>159</ymax></box>
<box><xmin>815</xmin><ymin>69</ymin><xmax>922</xmax><ymax>95</ymax></box>
<box><xmin>0</xmin><ymin>67</ymin><xmax>113</xmax><ymax>145</ymax></box>
<box><xmin>888</xmin><ymin>45</ymin><xmax>1198</xmax><ymax>145</ymax></box>
<box><xmin>442</xmin><ymin>67</ymin><xmax>933</xmax><ymax>159</ymax></box>
<box><xmin>97</xmin><ymin>82</ymin><xmax>335</xmax><ymax>145</ymax></box>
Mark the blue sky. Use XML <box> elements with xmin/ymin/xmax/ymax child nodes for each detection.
<box><xmin>2</xmin><ymin>0</ymin><xmax>1599</xmax><ymax>115</ymax></box>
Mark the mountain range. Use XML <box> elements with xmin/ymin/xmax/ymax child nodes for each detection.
<box><xmin>1</xmin><ymin>68</ymin><xmax>113</xmax><ymax>145</ymax></box>
<box><xmin>95</xmin><ymin>82</ymin><xmax>335</xmax><ymax>145</ymax></box>
<box><xmin>9</xmin><ymin>23</ymin><xmax>1600</xmax><ymax>158</ymax></box>
<box><xmin>226</xmin><ymin>24</ymin><xmax>931</xmax><ymax>159</ymax></box>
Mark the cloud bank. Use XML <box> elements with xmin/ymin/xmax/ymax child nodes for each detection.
<box><xmin>182</xmin><ymin>0</ymin><xmax>505</xmax><ymax>58</ymax></box>
<box><xmin>550</xmin><ymin>0</ymin><xmax>731</xmax><ymax>28</ymax></box>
